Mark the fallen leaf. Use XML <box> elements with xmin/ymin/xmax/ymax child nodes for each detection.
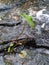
<box><xmin>19</xmin><ymin>50</ymin><xmax>27</xmax><ymax>58</ymax></box>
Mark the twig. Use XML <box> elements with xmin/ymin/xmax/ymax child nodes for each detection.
<box><xmin>16</xmin><ymin>22</ymin><xmax>26</xmax><ymax>39</ymax></box>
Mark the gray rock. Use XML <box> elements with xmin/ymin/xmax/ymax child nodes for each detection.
<box><xmin>36</xmin><ymin>9</ymin><xmax>49</xmax><ymax>23</ymax></box>
<box><xmin>35</xmin><ymin>9</ymin><xmax>49</xmax><ymax>31</ymax></box>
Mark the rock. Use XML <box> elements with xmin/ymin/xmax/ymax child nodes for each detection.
<box><xmin>0</xmin><ymin>0</ymin><xmax>28</xmax><ymax>12</ymax></box>
<box><xmin>36</xmin><ymin>9</ymin><xmax>49</xmax><ymax>31</ymax></box>
<box><xmin>2</xmin><ymin>49</ymin><xmax>49</xmax><ymax>65</ymax></box>
<box><xmin>36</xmin><ymin>9</ymin><xmax>47</xmax><ymax>23</ymax></box>
<box><xmin>0</xmin><ymin>1</ymin><xmax>49</xmax><ymax>65</ymax></box>
<box><xmin>35</xmin><ymin>25</ymin><xmax>41</xmax><ymax>35</ymax></box>
<box><xmin>43</xmin><ymin>0</ymin><xmax>49</xmax><ymax>4</ymax></box>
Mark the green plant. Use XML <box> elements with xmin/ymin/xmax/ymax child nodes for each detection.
<box><xmin>19</xmin><ymin>13</ymin><xmax>35</xmax><ymax>29</ymax></box>
<box><xmin>8</xmin><ymin>43</ymin><xmax>14</xmax><ymax>53</ymax></box>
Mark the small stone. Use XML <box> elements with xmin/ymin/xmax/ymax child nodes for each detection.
<box><xmin>35</xmin><ymin>25</ymin><xmax>41</xmax><ymax>35</ymax></box>
<box><xmin>41</xmin><ymin>23</ymin><xmax>45</xmax><ymax>29</ymax></box>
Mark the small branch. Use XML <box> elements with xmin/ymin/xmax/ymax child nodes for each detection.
<box><xmin>0</xmin><ymin>38</ymin><xmax>49</xmax><ymax>55</ymax></box>
<box><xmin>16</xmin><ymin>22</ymin><xmax>26</xmax><ymax>39</ymax></box>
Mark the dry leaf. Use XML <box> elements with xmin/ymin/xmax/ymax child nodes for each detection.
<box><xmin>19</xmin><ymin>50</ymin><xmax>27</xmax><ymax>58</ymax></box>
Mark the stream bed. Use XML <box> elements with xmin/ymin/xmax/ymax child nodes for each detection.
<box><xmin>0</xmin><ymin>0</ymin><xmax>49</xmax><ymax>65</ymax></box>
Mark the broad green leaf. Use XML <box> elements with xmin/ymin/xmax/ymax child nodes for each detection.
<box><xmin>19</xmin><ymin>13</ymin><xmax>35</xmax><ymax>29</ymax></box>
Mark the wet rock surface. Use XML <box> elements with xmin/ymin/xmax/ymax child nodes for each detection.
<box><xmin>0</xmin><ymin>0</ymin><xmax>49</xmax><ymax>65</ymax></box>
